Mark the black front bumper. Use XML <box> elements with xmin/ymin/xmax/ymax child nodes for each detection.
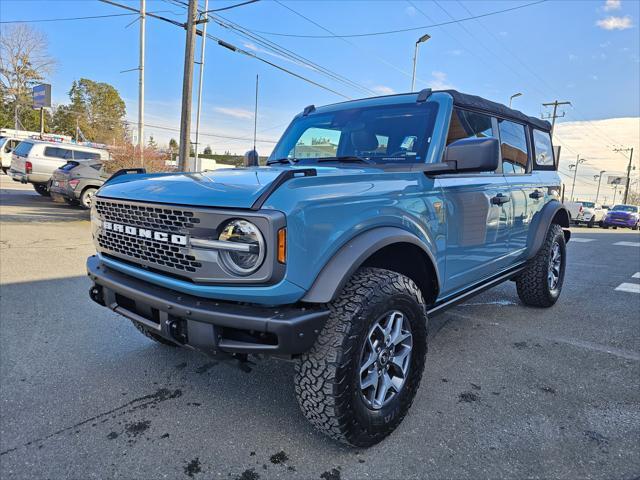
<box><xmin>87</xmin><ymin>255</ymin><xmax>329</xmax><ymax>356</ymax></box>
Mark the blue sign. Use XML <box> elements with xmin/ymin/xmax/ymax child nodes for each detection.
<box><xmin>32</xmin><ymin>84</ymin><xmax>51</xmax><ymax>108</ymax></box>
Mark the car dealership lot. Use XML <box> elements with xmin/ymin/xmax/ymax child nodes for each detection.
<box><xmin>1</xmin><ymin>175</ymin><xmax>638</xmax><ymax>480</ymax></box>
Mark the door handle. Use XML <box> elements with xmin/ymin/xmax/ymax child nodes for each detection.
<box><xmin>529</xmin><ymin>190</ymin><xmax>544</xmax><ymax>199</ymax></box>
<box><xmin>491</xmin><ymin>193</ymin><xmax>510</xmax><ymax>205</ymax></box>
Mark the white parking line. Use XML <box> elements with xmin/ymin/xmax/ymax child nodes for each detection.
<box><xmin>614</xmin><ymin>241</ymin><xmax>640</xmax><ymax>247</ymax></box>
<box><xmin>633</xmin><ymin>272</ymin><xmax>640</xmax><ymax>279</ymax></box>
<box><xmin>570</xmin><ymin>238</ymin><xmax>596</xmax><ymax>243</ymax></box>
<box><xmin>615</xmin><ymin>283</ymin><xmax>640</xmax><ymax>294</ymax></box>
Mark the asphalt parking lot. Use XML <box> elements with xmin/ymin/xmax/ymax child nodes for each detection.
<box><xmin>1</xmin><ymin>174</ymin><xmax>639</xmax><ymax>480</ymax></box>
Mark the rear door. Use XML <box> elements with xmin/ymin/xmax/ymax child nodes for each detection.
<box><xmin>438</xmin><ymin>109</ymin><xmax>513</xmax><ymax>296</ymax></box>
<box><xmin>499</xmin><ymin>119</ymin><xmax>539</xmax><ymax>259</ymax></box>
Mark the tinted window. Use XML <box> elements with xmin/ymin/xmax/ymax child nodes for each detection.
<box><xmin>270</xmin><ymin>103</ymin><xmax>439</xmax><ymax>164</ymax></box>
<box><xmin>446</xmin><ymin>109</ymin><xmax>494</xmax><ymax>145</ymax></box>
<box><xmin>89</xmin><ymin>162</ymin><xmax>103</xmax><ymax>171</ymax></box>
<box><xmin>60</xmin><ymin>161</ymin><xmax>80</xmax><ymax>171</ymax></box>
<box><xmin>533</xmin><ymin>129</ymin><xmax>554</xmax><ymax>167</ymax></box>
<box><xmin>498</xmin><ymin>120</ymin><xmax>529</xmax><ymax>174</ymax></box>
<box><xmin>73</xmin><ymin>150</ymin><xmax>101</xmax><ymax>160</ymax></box>
<box><xmin>612</xmin><ymin>205</ymin><xmax>638</xmax><ymax>213</ymax></box>
<box><xmin>44</xmin><ymin>147</ymin><xmax>69</xmax><ymax>159</ymax></box>
<box><xmin>13</xmin><ymin>141</ymin><xmax>34</xmax><ymax>157</ymax></box>
<box><xmin>581</xmin><ymin>202</ymin><xmax>595</xmax><ymax>208</ymax></box>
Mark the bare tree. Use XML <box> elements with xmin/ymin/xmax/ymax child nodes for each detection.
<box><xmin>0</xmin><ymin>24</ymin><xmax>55</xmax><ymax>129</ymax></box>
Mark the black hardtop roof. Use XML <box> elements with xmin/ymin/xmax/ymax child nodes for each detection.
<box><xmin>308</xmin><ymin>89</ymin><xmax>552</xmax><ymax>132</ymax></box>
<box><xmin>441</xmin><ymin>89</ymin><xmax>551</xmax><ymax>131</ymax></box>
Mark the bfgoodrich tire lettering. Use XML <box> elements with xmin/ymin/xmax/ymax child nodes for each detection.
<box><xmin>294</xmin><ymin>267</ymin><xmax>428</xmax><ymax>447</ymax></box>
<box><xmin>516</xmin><ymin>224</ymin><xmax>566</xmax><ymax>307</ymax></box>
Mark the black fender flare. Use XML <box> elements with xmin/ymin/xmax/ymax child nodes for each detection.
<box><xmin>526</xmin><ymin>200</ymin><xmax>571</xmax><ymax>260</ymax></box>
<box><xmin>301</xmin><ymin>227</ymin><xmax>441</xmax><ymax>304</ymax></box>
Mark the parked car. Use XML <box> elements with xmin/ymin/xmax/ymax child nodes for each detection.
<box><xmin>601</xmin><ymin>204</ymin><xmax>640</xmax><ymax>230</ymax></box>
<box><xmin>0</xmin><ymin>129</ymin><xmax>73</xmax><ymax>174</ymax></box>
<box><xmin>574</xmin><ymin>201</ymin><xmax>606</xmax><ymax>227</ymax></box>
<box><xmin>86</xmin><ymin>89</ymin><xmax>570</xmax><ymax>447</ymax></box>
<box><xmin>49</xmin><ymin>159</ymin><xmax>109</xmax><ymax>209</ymax></box>
<box><xmin>9</xmin><ymin>140</ymin><xmax>109</xmax><ymax>196</ymax></box>
<box><xmin>563</xmin><ymin>201</ymin><xmax>583</xmax><ymax>224</ymax></box>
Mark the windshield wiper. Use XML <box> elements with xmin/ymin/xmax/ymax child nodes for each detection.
<box><xmin>316</xmin><ymin>156</ymin><xmax>375</xmax><ymax>165</ymax></box>
<box><xmin>267</xmin><ymin>157</ymin><xmax>299</xmax><ymax>165</ymax></box>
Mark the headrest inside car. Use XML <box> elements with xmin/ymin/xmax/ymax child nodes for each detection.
<box><xmin>351</xmin><ymin>130</ymin><xmax>379</xmax><ymax>151</ymax></box>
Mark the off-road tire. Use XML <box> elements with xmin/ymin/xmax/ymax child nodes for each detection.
<box><xmin>131</xmin><ymin>320</ymin><xmax>177</xmax><ymax>347</ymax></box>
<box><xmin>33</xmin><ymin>183</ymin><xmax>50</xmax><ymax>196</ymax></box>
<box><xmin>516</xmin><ymin>224</ymin><xmax>566</xmax><ymax>308</ymax></box>
<box><xmin>294</xmin><ymin>267</ymin><xmax>428</xmax><ymax>447</ymax></box>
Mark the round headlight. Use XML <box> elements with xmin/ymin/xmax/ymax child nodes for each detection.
<box><xmin>217</xmin><ymin>219</ymin><xmax>265</xmax><ymax>275</ymax></box>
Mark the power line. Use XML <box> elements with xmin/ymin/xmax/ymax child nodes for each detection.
<box><xmin>203</xmin><ymin>0</ymin><xmax>260</xmax><ymax>13</ymax></box>
<box><xmin>272</xmin><ymin>0</ymin><xmax>420</xmax><ymax>84</ymax></box>
<box><xmin>249</xmin><ymin>0</ymin><xmax>548</xmax><ymax>38</ymax></box>
<box><xmin>128</xmin><ymin>120</ymin><xmax>277</xmax><ymax>143</ymax></box>
<box><xmin>0</xmin><ymin>12</ymin><xmax>138</xmax><ymax>24</ymax></box>
<box><xmin>99</xmin><ymin>0</ymin><xmax>352</xmax><ymax>99</ymax></box>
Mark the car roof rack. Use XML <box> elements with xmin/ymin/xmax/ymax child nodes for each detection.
<box><xmin>416</xmin><ymin>88</ymin><xmax>432</xmax><ymax>103</ymax></box>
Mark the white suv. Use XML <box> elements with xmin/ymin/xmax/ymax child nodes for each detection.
<box><xmin>9</xmin><ymin>140</ymin><xmax>109</xmax><ymax>196</ymax></box>
<box><xmin>575</xmin><ymin>201</ymin><xmax>606</xmax><ymax>227</ymax></box>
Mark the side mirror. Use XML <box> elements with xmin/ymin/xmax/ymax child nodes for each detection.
<box><xmin>444</xmin><ymin>137</ymin><xmax>500</xmax><ymax>173</ymax></box>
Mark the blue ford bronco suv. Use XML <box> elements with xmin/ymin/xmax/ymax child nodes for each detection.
<box><xmin>87</xmin><ymin>89</ymin><xmax>570</xmax><ymax>447</ymax></box>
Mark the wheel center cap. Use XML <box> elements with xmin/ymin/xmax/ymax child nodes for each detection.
<box><xmin>378</xmin><ymin>350</ymin><xmax>390</xmax><ymax>366</ymax></box>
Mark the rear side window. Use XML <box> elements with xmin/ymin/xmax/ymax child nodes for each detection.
<box><xmin>446</xmin><ymin>109</ymin><xmax>494</xmax><ymax>145</ymax></box>
<box><xmin>532</xmin><ymin>129</ymin><xmax>554</xmax><ymax>168</ymax></box>
<box><xmin>13</xmin><ymin>141</ymin><xmax>34</xmax><ymax>157</ymax></box>
<box><xmin>498</xmin><ymin>119</ymin><xmax>529</xmax><ymax>174</ymax></box>
<box><xmin>44</xmin><ymin>147</ymin><xmax>69</xmax><ymax>159</ymax></box>
<box><xmin>73</xmin><ymin>150</ymin><xmax>101</xmax><ymax>160</ymax></box>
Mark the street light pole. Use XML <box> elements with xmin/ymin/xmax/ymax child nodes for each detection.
<box><xmin>569</xmin><ymin>154</ymin><xmax>587</xmax><ymax>201</ymax></box>
<box><xmin>411</xmin><ymin>34</ymin><xmax>430</xmax><ymax>92</ymax></box>
<box><xmin>595</xmin><ymin>170</ymin><xmax>606</xmax><ymax>204</ymax></box>
<box><xmin>509</xmin><ymin>92</ymin><xmax>522</xmax><ymax>108</ymax></box>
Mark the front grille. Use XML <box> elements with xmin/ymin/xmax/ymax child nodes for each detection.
<box><xmin>95</xmin><ymin>199</ymin><xmax>203</xmax><ymax>275</ymax></box>
<box><xmin>95</xmin><ymin>200</ymin><xmax>200</xmax><ymax>233</ymax></box>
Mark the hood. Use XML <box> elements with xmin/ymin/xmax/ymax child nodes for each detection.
<box><xmin>96</xmin><ymin>166</ymin><xmax>370</xmax><ymax>209</ymax></box>
<box><xmin>608</xmin><ymin>210</ymin><xmax>637</xmax><ymax>218</ymax></box>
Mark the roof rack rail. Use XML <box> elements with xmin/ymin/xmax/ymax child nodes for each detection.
<box><xmin>302</xmin><ymin>104</ymin><xmax>315</xmax><ymax>116</ymax></box>
<box><xmin>416</xmin><ymin>88</ymin><xmax>432</xmax><ymax>103</ymax></box>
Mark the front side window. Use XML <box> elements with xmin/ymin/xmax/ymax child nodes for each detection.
<box><xmin>532</xmin><ymin>129</ymin><xmax>554</xmax><ymax>167</ymax></box>
<box><xmin>498</xmin><ymin>119</ymin><xmax>529</xmax><ymax>174</ymax></box>
<box><xmin>269</xmin><ymin>102</ymin><xmax>439</xmax><ymax>164</ymax></box>
<box><xmin>446</xmin><ymin>109</ymin><xmax>494</xmax><ymax>145</ymax></box>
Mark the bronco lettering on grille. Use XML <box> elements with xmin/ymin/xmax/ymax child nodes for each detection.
<box><xmin>103</xmin><ymin>221</ymin><xmax>187</xmax><ymax>246</ymax></box>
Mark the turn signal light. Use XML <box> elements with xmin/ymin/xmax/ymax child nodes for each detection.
<box><xmin>25</xmin><ymin>161</ymin><xmax>32</xmax><ymax>174</ymax></box>
<box><xmin>277</xmin><ymin>228</ymin><xmax>286</xmax><ymax>264</ymax></box>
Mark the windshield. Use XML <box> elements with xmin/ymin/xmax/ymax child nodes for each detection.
<box><xmin>269</xmin><ymin>102</ymin><xmax>439</xmax><ymax>165</ymax></box>
<box><xmin>581</xmin><ymin>201</ymin><xmax>595</xmax><ymax>208</ymax></box>
<box><xmin>611</xmin><ymin>204</ymin><xmax>638</xmax><ymax>213</ymax></box>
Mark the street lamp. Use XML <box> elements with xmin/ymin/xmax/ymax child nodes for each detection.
<box><xmin>594</xmin><ymin>170</ymin><xmax>606</xmax><ymax>204</ymax></box>
<box><xmin>411</xmin><ymin>33</ymin><xmax>431</xmax><ymax>92</ymax></box>
<box><xmin>509</xmin><ymin>92</ymin><xmax>523</xmax><ymax>108</ymax></box>
<box><xmin>568</xmin><ymin>155</ymin><xmax>587</xmax><ymax>201</ymax></box>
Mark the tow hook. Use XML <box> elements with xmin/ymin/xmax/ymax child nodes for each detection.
<box><xmin>168</xmin><ymin>319</ymin><xmax>188</xmax><ymax>344</ymax></box>
<box><xmin>89</xmin><ymin>285</ymin><xmax>105</xmax><ymax>306</ymax></box>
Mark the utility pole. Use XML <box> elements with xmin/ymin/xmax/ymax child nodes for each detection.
<box><xmin>193</xmin><ymin>0</ymin><xmax>209</xmax><ymax>172</ymax></box>
<box><xmin>594</xmin><ymin>170</ymin><xmax>606</xmax><ymax>204</ymax></box>
<box><xmin>39</xmin><ymin>107</ymin><xmax>45</xmax><ymax>136</ymax></box>
<box><xmin>613</xmin><ymin>146</ymin><xmax>635</xmax><ymax>204</ymax></box>
<box><xmin>138</xmin><ymin>0</ymin><xmax>145</xmax><ymax>166</ymax></box>
<box><xmin>569</xmin><ymin>155</ymin><xmax>587</xmax><ymax>201</ymax></box>
<box><xmin>542</xmin><ymin>100</ymin><xmax>571</xmax><ymax>136</ymax></box>
<box><xmin>178</xmin><ymin>0</ymin><xmax>199</xmax><ymax>171</ymax></box>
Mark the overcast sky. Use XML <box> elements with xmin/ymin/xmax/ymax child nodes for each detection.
<box><xmin>2</xmin><ymin>0</ymin><xmax>639</xmax><ymax>198</ymax></box>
